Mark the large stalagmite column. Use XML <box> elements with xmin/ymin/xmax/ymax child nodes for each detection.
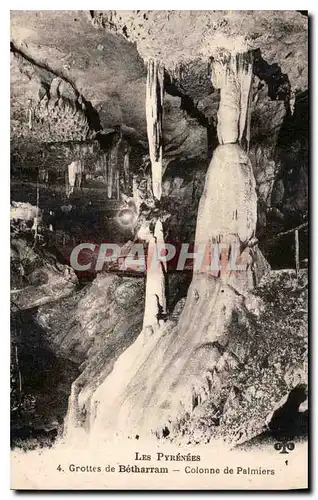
<box><xmin>195</xmin><ymin>52</ymin><xmax>259</xmax><ymax>291</ymax></box>
<box><xmin>143</xmin><ymin>59</ymin><xmax>167</xmax><ymax>330</ymax></box>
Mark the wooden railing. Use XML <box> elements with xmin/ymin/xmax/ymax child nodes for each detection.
<box><xmin>266</xmin><ymin>222</ymin><xmax>308</xmax><ymax>276</ymax></box>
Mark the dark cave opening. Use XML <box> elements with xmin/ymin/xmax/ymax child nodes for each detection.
<box><xmin>252</xmin><ymin>48</ymin><xmax>291</xmax><ymax>102</ymax></box>
<box><xmin>268</xmin><ymin>384</ymin><xmax>308</xmax><ymax>441</ymax></box>
<box><xmin>239</xmin><ymin>384</ymin><xmax>308</xmax><ymax>451</ymax></box>
<box><xmin>11</xmin><ymin>310</ymin><xmax>79</xmax><ymax>449</ymax></box>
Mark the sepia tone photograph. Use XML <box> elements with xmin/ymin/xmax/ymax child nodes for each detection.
<box><xmin>10</xmin><ymin>9</ymin><xmax>308</xmax><ymax>490</ymax></box>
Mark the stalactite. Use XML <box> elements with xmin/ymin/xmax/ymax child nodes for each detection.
<box><xmin>39</xmin><ymin>168</ymin><xmax>48</xmax><ymax>183</ymax></box>
<box><xmin>106</xmin><ymin>154</ymin><xmax>110</xmax><ymax>199</ymax></box>
<box><xmin>295</xmin><ymin>229</ymin><xmax>300</xmax><ymax>276</ymax></box>
<box><xmin>108</xmin><ymin>145</ymin><xmax>119</xmax><ymax>199</ymax></box>
<box><xmin>66</xmin><ymin>160</ymin><xmax>83</xmax><ymax>198</ymax></box>
<box><xmin>246</xmin><ymin>79</ymin><xmax>253</xmax><ymax>152</ymax></box>
<box><xmin>109</xmin><ymin>153</ymin><xmax>113</xmax><ymax>199</ymax></box>
<box><xmin>123</xmin><ymin>148</ymin><xmax>130</xmax><ymax>191</ymax></box>
<box><xmin>290</xmin><ymin>91</ymin><xmax>296</xmax><ymax>116</ymax></box>
<box><xmin>28</xmin><ymin>108</ymin><xmax>33</xmax><ymax>130</ymax></box>
<box><xmin>32</xmin><ymin>182</ymin><xmax>40</xmax><ymax>240</ymax></box>
<box><xmin>146</xmin><ymin>59</ymin><xmax>164</xmax><ymax>201</ymax></box>
<box><xmin>116</xmin><ymin>166</ymin><xmax>120</xmax><ymax>200</ymax></box>
<box><xmin>104</xmin><ymin>154</ymin><xmax>108</xmax><ymax>186</ymax></box>
<box><xmin>211</xmin><ymin>52</ymin><xmax>253</xmax><ymax>146</ymax></box>
<box><xmin>15</xmin><ymin>345</ymin><xmax>22</xmax><ymax>396</ymax></box>
<box><xmin>237</xmin><ymin>52</ymin><xmax>253</xmax><ymax>143</ymax></box>
<box><xmin>101</xmin><ymin>154</ymin><xmax>107</xmax><ymax>185</ymax></box>
<box><xmin>132</xmin><ymin>175</ymin><xmax>142</xmax><ymax>214</ymax></box>
<box><xmin>66</xmin><ymin>162</ymin><xmax>75</xmax><ymax>198</ymax></box>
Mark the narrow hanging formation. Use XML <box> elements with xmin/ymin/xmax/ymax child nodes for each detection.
<box><xmin>66</xmin><ymin>160</ymin><xmax>83</xmax><ymax>198</ymax></box>
<box><xmin>211</xmin><ymin>52</ymin><xmax>253</xmax><ymax>146</ymax></box>
<box><xmin>106</xmin><ymin>139</ymin><xmax>124</xmax><ymax>199</ymax></box>
<box><xmin>143</xmin><ymin>59</ymin><xmax>167</xmax><ymax>330</ymax></box>
<box><xmin>32</xmin><ymin>181</ymin><xmax>40</xmax><ymax>240</ymax></box>
<box><xmin>237</xmin><ymin>53</ymin><xmax>253</xmax><ymax>144</ymax></box>
<box><xmin>146</xmin><ymin>59</ymin><xmax>164</xmax><ymax>201</ymax></box>
<box><xmin>123</xmin><ymin>147</ymin><xmax>130</xmax><ymax>191</ymax></box>
<box><xmin>39</xmin><ymin>168</ymin><xmax>48</xmax><ymax>183</ymax></box>
<box><xmin>107</xmin><ymin>148</ymin><xmax>115</xmax><ymax>199</ymax></box>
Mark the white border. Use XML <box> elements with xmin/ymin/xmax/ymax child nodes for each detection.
<box><xmin>1</xmin><ymin>4</ymin><xmax>315</xmax><ymax>498</ymax></box>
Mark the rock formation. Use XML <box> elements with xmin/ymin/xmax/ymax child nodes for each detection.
<box><xmin>10</xmin><ymin>10</ymin><xmax>308</xmax><ymax>450</ymax></box>
<box><xmin>146</xmin><ymin>59</ymin><xmax>165</xmax><ymax>201</ymax></box>
<box><xmin>85</xmin><ymin>51</ymin><xmax>270</xmax><ymax>444</ymax></box>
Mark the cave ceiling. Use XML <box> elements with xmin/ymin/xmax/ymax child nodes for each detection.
<box><xmin>10</xmin><ymin>10</ymin><xmax>308</xmax><ymax>166</ymax></box>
